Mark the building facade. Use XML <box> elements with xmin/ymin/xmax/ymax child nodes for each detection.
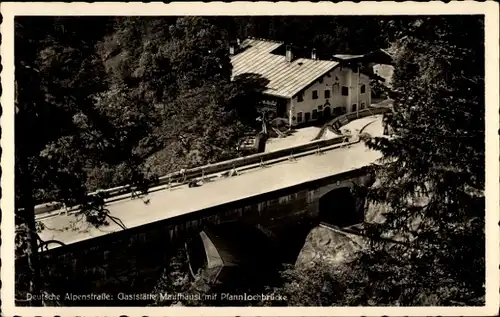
<box><xmin>290</xmin><ymin>65</ymin><xmax>371</xmax><ymax>125</ymax></box>
<box><xmin>231</xmin><ymin>38</ymin><xmax>372</xmax><ymax>127</ymax></box>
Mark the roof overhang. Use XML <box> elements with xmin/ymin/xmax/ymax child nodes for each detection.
<box><xmin>261</xmin><ymin>90</ymin><xmax>294</xmax><ymax>99</ymax></box>
<box><xmin>364</xmin><ymin>49</ymin><xmax>395</xmax><ymax>65</ymax></box>
<box><xmin>332</xmin><ymin>54</ymin><xmax>365</xmax><ymax>63</ymax></box>
<box><xmin>333</xmin><ymin>49</ymin><xmax>394</xmax><ymax>65</ymax></box>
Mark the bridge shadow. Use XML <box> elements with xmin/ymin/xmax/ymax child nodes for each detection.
<box><xmin>263</xmin><ymin>219</ymin><xmax>320</xmax><ymax>265</ymax></box>
<box><xmin>318</xmin><ymin>187</ymin><xmax>363</xmax><ymax>228</ymax></box>
<box><xmin>184</xmin><ymin>221</ymin><xmax>281</xmax><ymax>297</ymax></box>
<box><xmin>35</xmin><ymin>234</ymin><xmax>176</xmax><ymax>306</ymax></box>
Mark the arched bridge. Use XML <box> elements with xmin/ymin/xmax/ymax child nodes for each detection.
<box><xmin>27</xmin><ymin>115</ymin><xmax>384</xmax><ymax>301</ymax></box>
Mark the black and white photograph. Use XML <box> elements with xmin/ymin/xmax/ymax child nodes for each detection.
<box><xmin>2</xmin><ymin>2</ymin><xmax>499</xmax><ymax>316</ymax></box>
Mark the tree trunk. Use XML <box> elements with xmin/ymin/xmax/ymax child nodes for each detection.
<box><xmin>18</xmin><ymin>155</ymin><xmax>41</xmax><ymax>306</ymax></box>
<box><xmin>24</xmin><ymin>206</ymin><xmax>41</xmax><ymax>305</ymax></box>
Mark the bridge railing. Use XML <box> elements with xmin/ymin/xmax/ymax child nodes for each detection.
<box><xmin>330</xmin><ymin>106</ymin><xmax>389</xmax><ymax>131</ymax></box>
<box><xmin>35</xmin><ymin>131</ymin><xmax>359</xmax><ymax>216</ymax></box>
<box><xmin>162</xmin><ymin>135</ymin><xmax>347</xmax><ymax>179</ymax></box>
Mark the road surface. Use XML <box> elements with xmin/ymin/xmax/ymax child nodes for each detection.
<box><xmin>340</xmin><ymin>114</ymin><xmax>383</xmax><ymax>136</ymax></box>
<box><xmin>265</xmin><ymin>115</ymin><xmax>383</xmax><ymax>153</ymax></box>
<box><xmin>265</xmin><ymin>126</ymin><xmax>332</xmax><ymax>153</ymax></box>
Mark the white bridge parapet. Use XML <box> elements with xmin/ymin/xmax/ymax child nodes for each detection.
<box><xmin>34</xmin><ymin>133</ymin><xmax>357</xmax><ymax>217</ymax></box>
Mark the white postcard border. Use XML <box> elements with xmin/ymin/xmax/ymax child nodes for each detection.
<box><xmin>1</xmin><ymin>2</ymin><xmax>498</xmax><ymax>316</ymax></box>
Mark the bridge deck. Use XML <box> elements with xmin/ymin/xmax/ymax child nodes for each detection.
<box><xmin>38</xmin><ymin>122</ymin><xmax>383</xmax><ymax>249</ymax></box>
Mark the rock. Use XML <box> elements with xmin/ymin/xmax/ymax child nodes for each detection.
<box><xmin>295</xmin><ymin>225</ymin><xmax>366</xmax><ymax>270</ymax></box>
<box><xmin>295</xmin><ymin>200</ymin><xmax>391</xmax><ymax>270</ymax></box>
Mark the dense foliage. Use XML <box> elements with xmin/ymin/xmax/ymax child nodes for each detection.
<box><xmin>15</xmin><ymin>17</ymin><xmax>113</xmax><ymax>303</ymax></box>
<box><xmin>362</xmin><ymin>16</ymin><xmax>485</xmax><ymax>305</ymax></box>
<box><xmin>228</xmin><ymin>16</ymin><xmax>389</xmax><ymax>57</ymax></box>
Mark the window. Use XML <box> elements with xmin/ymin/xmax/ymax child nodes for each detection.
<box><xmin>297</xmin><ymin>112</ymin><xmax>303</xmax><ymax>123</ymax></box>
<box><xmin>333</xmin><ymin>84</ymin><xmax>339</xmax><ymax>95</ymax></box>
<box><xmin>318</xmin><ymin>77</ymin><xmax>323</xmax><ymax>84</ymax></box>
<box><xmin>342</xmin><ymin>86</ymin><xmax>349</xmax><ymax>96</ymax></box>
<box><xmin>297</xmin><ymin>92</ymin><xmax>304</xmax><ymax>102</ymax></box>
<box><xmin>318</xmin><ymin>105</ymin><xmax>323</xmax><ymax>111</ymax></box>
<box><xmin>352</xmin><ymin>104</ymin><xmax>357</xmax><ymax>112</ymax></box>
<box><xmin>305</xmin><ymin>112</ymin><xmax>311</xmax><ymax>122</ymax></box>
<box><xmin>324</xmin><ymin>89</ymin><xmax>331</xmax><ymax>99</ymax></box>
<box><xmin>312</xmin><ymin>90</ymin><xmax>319</xmax><ymax>100</ymax></box>
<box><xmin>312</xmin><ymin>109</ymin><xmax>318</xmax><ymax>119</ymax></box>
<box><xmin>360</xmin><ymin>102</ymin><xmax>365</xmax><ymax>109</ymax></box>
<box><xmin>360</xmin><ymin>84</ymin><xmax>366</xmax><ymax>94</ymax></box>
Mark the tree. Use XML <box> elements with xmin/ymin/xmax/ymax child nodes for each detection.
<box><xmin>15</xmin><ymin>16</ymin><xmax>112</xmax><ymax>304</ymax></box>
<box><xmin>14</xmin><ymin>16</ymin><xmax>160</xmax><ymax>305</ymax></box>
<box><xmin>360</xmin><ymin>15</ymin><xmax>485</xmax><ymax>305</ymax></box>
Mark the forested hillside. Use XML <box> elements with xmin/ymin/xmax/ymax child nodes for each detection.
<box><xmin>17</xmin><ymin>17</ymin><xmax>244</xmax><ymax>206</ymax></box>
<box><xmin>16</xmin><ymin>16</ymin><xmax>392</xmax><ymax>206</ymax></box>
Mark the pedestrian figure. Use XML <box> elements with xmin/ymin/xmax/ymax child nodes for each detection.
<box><xmin>188</xmin><ymin>180</ymin><xmax>201</xmax><ymax>188</ymax></box>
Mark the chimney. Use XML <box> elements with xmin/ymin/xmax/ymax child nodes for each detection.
<box><xmin>286</xmin><ymin>45</ymin><xmax>293</xmax><ymax>63</ymax></box>
<box><xmin>311</xmin><ymin>48</ymin><xmax>317</xmax><ymax>60</ymax></box>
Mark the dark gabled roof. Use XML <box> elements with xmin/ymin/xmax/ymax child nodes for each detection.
<box><xmin>231</xmin><ymin>38</ymin><xmax>339</xmax><ymax>99</ymax></box>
